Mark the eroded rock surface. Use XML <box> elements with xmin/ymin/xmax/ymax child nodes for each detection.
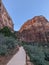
<box><xmin>19</xmin><ymin>16</ymin><xmax>49</xmax><ymax>42</ymax></box>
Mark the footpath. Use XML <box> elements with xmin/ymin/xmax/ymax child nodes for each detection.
<box><xmin>7</xmin><ymin>46</ymin><xmax>26</xmax><ymax>65</ymax></box>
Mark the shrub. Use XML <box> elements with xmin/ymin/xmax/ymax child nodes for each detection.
<box><xmin>5</xmin><ymin>37</ymin><xmax>18</xmax><ymax>49</ymax></box>
<box><xmin>0</xmin><ymin>26</ymin><xmax>16</xmax><ymax>38</ymax></box>
<box><xmin>0</xmin><ymin>34</ymin><xmax>18</xmax><ymax>56</ymax></box>
<box><xmin>0</xmin><ymin>45</ymin><xmax>8</xmax><ymax>56</ymax></box>
<box><xmin>23</xmin><ymin>44</ymin><xmax>49</xmax><ymax>65</ymax></box>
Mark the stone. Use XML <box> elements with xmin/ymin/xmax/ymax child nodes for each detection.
<box><xmin>19</xmin><ymin>15</ymin><xmax>49</xmax><ymax>43</ymax></box>
<box><xmin>0</xmin><ymin>0</ymin><xmax>14</xmax><ymax>31</ymax></box>
<box><xmin>27</xmin><ymin>62</ymin><xmax>32</xmax><ymax>65</ymax></box>
<box><xmin>26</xmin><ymin>55</ymin><xmax>30</xmax><ymax>61</ymax></box>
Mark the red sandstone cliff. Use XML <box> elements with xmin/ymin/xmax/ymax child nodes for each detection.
<box><xmin>19</xmin><ymin>15</ymin><xmax>49</xmax><ymax>42</ymax></box>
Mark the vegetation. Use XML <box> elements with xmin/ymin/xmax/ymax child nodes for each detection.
<box><xmin>21</xmin><ymin>42</ymin><xmax>49</xmax><ymax>65</ymax></box>
<box><xmin>0</xmin><ymin>34</ymin><xmax>18</xmax><ymax>56</ymax></box>
<box><xmin>0</xmin><ymin>26</ymin><xmax>49</xmax><ymax>65</ymax></box>
<box><xmin>0</xmin><ymin>26</ymin><xmax>16</xmax><ymax>38</ymax></box>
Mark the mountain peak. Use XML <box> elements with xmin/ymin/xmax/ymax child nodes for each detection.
<box><xmin>19</xmin><ymin>15</ymin><xmax>48</xmax><ymax>32</ymax></box>
<box><xmin>18</xmin><ymin>15</ymin><xmax>49</xmax><ymax>42</ymax></box>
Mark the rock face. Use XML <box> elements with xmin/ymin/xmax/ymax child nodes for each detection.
<box><xmin>0</xmin><ymin>0</ymin><xmax>14</xmax><ymax>31</ymax></box>
<box><xmin>19</xmin><ymin>15</ymin><xmax>49</xmax><ymax>42</ymax></box>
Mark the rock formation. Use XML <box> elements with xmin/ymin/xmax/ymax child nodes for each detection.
<box><xmin>19</xmin><ymin>15</ymin><xmax>49</xmax><ymax>43</ymax></box>
<box><xmin>0</xmin><ymin>0</ymin><xmax>14</xmax><ymax>31</ymax></box>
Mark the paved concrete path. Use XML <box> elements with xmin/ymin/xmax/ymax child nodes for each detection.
<box><xmin>7</xmin><ymin>46</ymin><xmax>26</xmax><ymax>65</ymax></box>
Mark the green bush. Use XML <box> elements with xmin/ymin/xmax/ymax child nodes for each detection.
<box><xmin>0</xmin><ymin>26</ymin><xmax>11</xmax><ymax>36</ymax></box>
<box><xmin>0</xmin><ymin>34</ymin><xmax>18</xmax><ymax>56</ymax></box>
<box><xmin>0</xmin><ymin>26</ymin><xmax>16</xmax><ymax>38</ymax></box>
<box><xmin>0</xmin><ymin>45</ymin><xmax>8</xmax><ymax>56</ymax></box>
<box><xmin>5</xmin><ymin>37</ymin><xmax>18</xmax><ymax>49</ymax></box>
<box><xmin>23</xmin><ymin>44</ymin><xmax>49</xmax><ymax>65</ymax></box>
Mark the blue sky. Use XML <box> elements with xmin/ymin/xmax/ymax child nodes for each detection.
<box><xmin>2</xmin><ymin>0</ymin><xmax>49</xmax><ymax>31</ymax></box>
